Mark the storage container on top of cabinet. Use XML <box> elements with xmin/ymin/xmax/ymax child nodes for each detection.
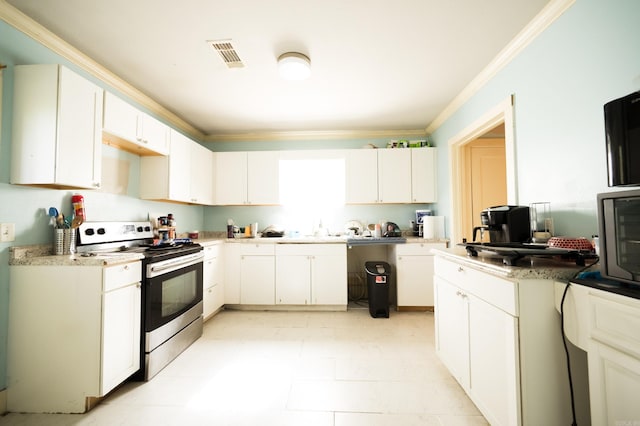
<box><xmin>11</xmin><ymin>64</ymin><xmax>103</xmax><ymax>189</ymax></box>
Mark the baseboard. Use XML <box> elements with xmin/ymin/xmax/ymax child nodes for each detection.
<box><xmin>0</xmin><ymin>388</ymin><xmax>7</xmax><ymax>415</ymax></box>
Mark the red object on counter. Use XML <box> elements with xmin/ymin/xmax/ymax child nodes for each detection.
<box><xmin>71</xmin><ymin>193</ymin><xmax>86</xmax><ymax>227</ymax></box>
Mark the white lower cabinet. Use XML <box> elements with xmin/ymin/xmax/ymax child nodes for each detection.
<box><xmin>224</xmin><ymin>243</ymin><xmax>275</xmax><ymax>305</ymax></box>
<box><xmin>8</xmin><ymin>261</ymin><xmax>142</xmax><ymax>413</ymax></box>
<box><xmin>202</xmin><ymin>243</ymin><xmax>224</xmax><ymax>319</ymax></box>
<box><xmin>275</xmin><ymin>244</ymin><xmax>347</xmax><ymax>306</ymax></box>
<box><xmin>392</xmin><ymin>242</ymin><xmax>446</xmax><ymax>308</ymax></box>
<box><xmin>434</xmin><ymin>255</ymin><xmax>575</xmax><ymax>426</ymax></box>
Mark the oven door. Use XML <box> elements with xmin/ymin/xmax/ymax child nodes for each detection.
<box><xmin>145</xmin><ymin>252</ymin><xmax>204</xmax><ymax>333</ymax></box>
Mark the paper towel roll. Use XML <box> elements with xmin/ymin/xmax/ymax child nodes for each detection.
<box><xmin>423</xmin><ymin>216</ymin><xmax>445</xmax><ymax>239</ymax></box>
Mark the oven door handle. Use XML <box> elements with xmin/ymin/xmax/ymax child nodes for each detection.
<box><xmin>147</xmin><ymin>252</ymin><xmax>204</xmax><ymax>278</ymax></box>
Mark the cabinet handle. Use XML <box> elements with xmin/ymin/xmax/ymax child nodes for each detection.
<box><xmin>457</xmin><ymin>266</ymin><xmax>464</xmax><ymax>272</ymax></box>
<box><xmin>124</xmin><ymin>264</ymin><xmax>129</xmax><ymax>270</ymax></box>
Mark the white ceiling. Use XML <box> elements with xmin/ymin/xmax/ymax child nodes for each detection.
<box><xmin>6</xmin><ymin>0</ymin><xmax>550</xmax><ymax>138</ymax></box>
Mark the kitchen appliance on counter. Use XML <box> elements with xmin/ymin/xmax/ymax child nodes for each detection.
<box><xmin>598</xmin><ymin>188</ymin><xmax>640</xmax><ymax>286</ymax></box>
<box><xmin>76</xmin><ymin>221</ymin><xmax>204</xmax><ymax>381</ymax></box>
<box><xmin>604</xmin><ymin>90</ymin><xmax>640</xmax><ymax>187</ymax></box>
<box><xmin>478</xmin><ymin>205</ymin><xmax>531</xmax><ymax>243</ymax></box>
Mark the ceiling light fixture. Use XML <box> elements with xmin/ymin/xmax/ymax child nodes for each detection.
<box><xmin>277</xmin><ymin>52</ymin><xmax>311</xmax><ymax>81</ymax></box>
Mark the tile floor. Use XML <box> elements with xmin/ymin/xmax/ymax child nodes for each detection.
<box><xmin>1</xmin><ymin>307</ymin><xmax>487</xmax><ymax>426</ymax></box>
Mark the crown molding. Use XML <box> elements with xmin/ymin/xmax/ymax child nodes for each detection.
<box><xmin>203</xmin><ymin>128</ymin><xmax>428</xmax><ymax>142</ymax></box>
<box><xmin>0</xmin><ymin>0</ymin><xmax>204</xmax><ymax>140</ymax></box>
<box><xmin>425</xmin><ymin>0</ymin><xmax>575</xmax><ymax>134</ymax></box>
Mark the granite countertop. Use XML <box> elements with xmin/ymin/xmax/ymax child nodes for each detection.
<box><xmin>9</xmin><ymin>244</ymin><xmax>144</xmax><ymax>266</ymax></box>
<box><xmin>432</xmin><ymin>247</ymin><xmax>591</xmax><ymax>282</ymax></box>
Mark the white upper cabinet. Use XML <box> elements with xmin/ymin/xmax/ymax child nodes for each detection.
<box><xmin>247</xmin><ymin>151</ymin><xmax>280</xmax><ymax>205</ymax></box>
<box><xmin>378</xmin><ymin>148</ymin><xmax>412</xmax><ymax>203</ymax></box>
<box><xmin>103</xmin><ymin>92</ymin><xmax>169</xmax><ymax>156</ymax></box>
<box><xmin>140</xmin><ymin>129</ymin><xmax>213</xmax><ymax>204</ymax></box>
<box><xmin>345</xmin><ymin>149</ymin><xmax>379</xmax><ymax>204</ymax></box>
<box><xmin>215</xmin><ymin>151</ymin><xmax>281</xmax><ymax>205</ymax></box>
<box><xmin>214</xmin><ymin>151</ymin><xmax>248</xmax><ymax>205</ymax></box>
<box><xmin>11</xmin><ymin>64</ymin><xmax>103</xmax><ymax>190</ymax></box>
<box><xmin>411</xmin><ymin>147</ymin><xmax>437</xmax><ymax>203</ymax></box>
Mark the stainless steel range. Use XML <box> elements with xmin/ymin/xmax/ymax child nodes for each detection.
<box><xmin>76</xmin><ymin>221</ymin><xmax>204</xmax><ymax>380</ymax></box>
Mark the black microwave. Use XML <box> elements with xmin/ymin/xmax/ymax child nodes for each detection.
<box><xmin>598</xmin><ymin>189</ymin><xmax>640</xmax><ymax>286</ymax></box>
<box><xmin>604</xmin><ymin>90</ymin><xmax>640</xmax><ymax>186</ymax></box>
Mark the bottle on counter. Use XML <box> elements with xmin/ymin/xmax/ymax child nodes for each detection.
<box><xmin>71</xmin><ymin>193</ymin><xmax>85</xmax><ymax>228</ymax></box>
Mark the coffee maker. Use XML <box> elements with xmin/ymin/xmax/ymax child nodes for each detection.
<box><xmin>474</xmin><ymin>205</ymin><xmax>531</xmax><ymax>243</ymax></box>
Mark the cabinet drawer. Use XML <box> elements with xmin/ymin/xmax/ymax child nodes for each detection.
<box><xmin>203</xmin><ymin>243</ymin><xmax>222</xmax><ymax>260</ymax></box>
<box><xmin>103</xmin><ymin>261</ymin><xmax>141</xmax><ymax>292</ymax></box>
<box><xmin>434</xmin><ymin>257</ymin><xmax>517</xmax><ymax>316</ymax></box>
<box><xmin>396</xmin><ymin>242</ymin><xmax>446</xmax><ymax>256</ymax></box>
<box><xmin>275</xmin><ymin>243</ymin><xmax>345</xmax><ymax>256</ymax></box>
<box><xmin>239</xmin><ymin>243</ymin><xmax>275</xmax><ymax>255</ymax></box>
<box><xmin>590</xmin><ymin>293</ymin><xmax>640</xmax><ymax>358</ymax></box>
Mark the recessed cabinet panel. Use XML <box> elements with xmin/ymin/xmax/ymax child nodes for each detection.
<box><xmin>346</xmin><ymin>149</ymin><xmax>379</xmax><ymax>203</ymax></box>
<box><xmin>378</xmin><ymin>149</ymin><xmax>412</xmax><ymax>203</ymax></box>
<box><xmin>215</xmin><ymin>152</ymin><xmax>248</xmax><ymax>205</ymax></box>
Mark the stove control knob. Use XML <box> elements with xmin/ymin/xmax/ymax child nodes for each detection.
<box><xmin>97</xmin><ymin>228</ymin><xmax>106</xmax><ymax>235</ymax></box>
<box><xmin>137</xmin><ymin>226</ymin><xmax>143</xmax><ymax>232</ymax></box>
<box><xmin>145</xmin><ymin>226</ymin><xmax>151</xmax><ymax>231</ymax></box>
<box><xmin>85</xmin><ymin>228</ymin><xmax>95</xmax><ymax>236</ymax></box>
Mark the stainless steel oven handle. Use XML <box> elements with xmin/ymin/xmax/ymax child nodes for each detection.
<box><xmin>147</xmin><ymin>252</ymin><xmax>204</xmax><ymax>278</ymax></box>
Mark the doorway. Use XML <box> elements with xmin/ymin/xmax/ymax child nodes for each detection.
<box><xmin>448</xmin><ymin>96</ymin><xmax>517</xmax><ymax>244</ymax></box>
<box><xmin>461</xmin><ymin>131</ymin><xmax>507</xmax><ymax>242</ymax></box>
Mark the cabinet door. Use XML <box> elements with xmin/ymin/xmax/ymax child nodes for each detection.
<box><xmin>311</xmin><ymin>253</ymin><xmax>348</xmax><ymax>305</ymax></box>
<box><xmin>247</xmin><ymin>151</ymin><xmax>280</xmax><ymax>204</ymax></box>
<box><xmin>396</xmin><ymin>255</ymin><xmax>435</xmax><ymax>306</ymax></box>
<box><xmin>57</xmin><ymin>66</ymin><xmax>103</xmax><ymax>189</ymax></box>
<box><xmin>203</xmin><ymin>248</ymin><xmax>224</xmax><ymax>318</ymax></box>
<box><xmin>240</xmin><ymin>255</ymin><xmax>275</xmax><ymax>304</ymax></box>
<box><xmin>224</xmin><ymin>244</ymin><xmax>241</xmax><ymax>304</ymax></box>
<box><xmin>588</xmin><ymin>341</ymin><xmax>640</xmax><ymax>425</ymax></box>
<box><xmin>190</xmin><ymin>142</ymin><xmax>214</xmax><ymax>204</ymax></box>
<box><xmin>167</xmin><ymin>129</ymin><xmax>191</xmax><ymax>202</ymax></box>
<box><xmin>378</xmin><ymin>149</ymin><xmax>411</xmax><ymax>203</ymax></box>
<box><xmin>434</xmin><ymin>276</ymin><xmax>470</xmax><ymax>389</ymax></box>
<box><xmin>345</xmin><ymin>149</ymin><xmax>379</xmax><ymax>204</ymax></box>
<box><xmin>139</xmin><ymin>113</ymin><xmax>169</xmax><ymax>156</ymax></box>
<box><xmin>103</xmin><ymin>91</ymin><xmax>138</xmax><ymax>143</ymax></box>
<box><xmin>276</xmin><ymin>255</ymin><xmax>311</xmax><ymax>304</ymax></box>
<box><xmin>468</xmin><ymin>294</ymin><xmax>519</xmax><ymax>426</ymax></box>
<box><xmin>101</xmin><ymin>281</ymin><xmax>141</xmax><ymax>395</ymax></box>
<box><xmin>411</xmin><ymin>148</ymin><xmax>437</xmax><ymax>203</ymax></box>
<box><xmin>215</xmin><ymin>152</ymin><xmax>248</xmax><ymax>204</ymax></box>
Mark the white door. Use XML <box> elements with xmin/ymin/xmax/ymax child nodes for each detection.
<box><xmin>57</xmin><ymin>66</ymin><xmax>103</xmax><ymax>189</ymax></box>
<box><xmin>215</xmin><ymin>152</ymin><xmax>247</xmax><ymax>204</ymax></box>
<box><xmin>168</xmin><ymin>130</ymin><xmax>191</xmax><ymax>202</ymax></box>
<box><xmin>396</xmin><ymin>255</ymin><xmax>435</xmax><ymax>306</ymax></box>
<box><xmin>468</xmin><ymin>293</ymin><xmax>519</xmax><ymax>426</ymax></box>
<box><xmin>346</xmin><ymin>149</ymin><xmax>379</xmax><ymax>203</ymax></box>
<box><xmin>434</xmin><ymin>276</ymin><xmax>470</xmax><ymax>388</ymax></box>
<box><xmin>247</xmin><ymin>151</ymin><xmax>280</xmax><ymax>204</ymax></box>
<box><xmin>190</xmin><ymin>142</ymin><xmax>214</xmax><ymax>204</ymax></box>
<box><xmin>240</xmin><ymin>255</ymin><xmax>275</xmax><ymax>304</ymax></box>
<box><xmin>311</xmin><ymin>254</ymin><xmax>347</xmax><ymax>305</ymax></box>
<box><xmin>276</xmin><ymin>255</ymin><xmax>311</xmax><ymax>304</ymax></box>
<box><xmin>378</xmin><ymin>149</ymin><xmax>411</xmax><ymax>203</ymax></box>
<box><xmin>411</xmin><ymin>148</ymin><xmax>437</xmax><ymax>203</ymax></box>
<box><xmin>101</xmin><ymin>282</ymin><xmax>141</xmax><ymax>395</ymax></box>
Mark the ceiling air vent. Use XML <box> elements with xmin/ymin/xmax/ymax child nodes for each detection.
<box><xmin>208</xmin><ymin>39</ymin><xmax>244</xmax><ymax>68</ymax></box>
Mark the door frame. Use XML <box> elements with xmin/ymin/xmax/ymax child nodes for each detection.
<box><xmin>447</xmin><ymin>95</ymin><xmax>517</xmax><ymax>244</ymax></box>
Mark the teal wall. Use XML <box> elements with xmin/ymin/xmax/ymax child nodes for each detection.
<box><xmin>430</xmin><ymin>0</ymin><xmax>640</xmax><ymax>239</ymax></box>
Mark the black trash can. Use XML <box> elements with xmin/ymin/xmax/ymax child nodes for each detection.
<box><xmin>365</xmin><ymin>261</ymin><xmax>391</xmax><ymax>318</ymax></box>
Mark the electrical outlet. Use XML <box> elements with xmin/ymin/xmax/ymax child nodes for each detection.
<box><xmin>1</xmin><ymin>223</ymin><xmax>15</xmax><ymax>242</ymax></box>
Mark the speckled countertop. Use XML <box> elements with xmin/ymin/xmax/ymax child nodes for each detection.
<box><xmin>9</xmin><ymin>244</ymin><xmax>144</xmax><ymax>266</ymax></box>
<box><xmin>432</xmin><ymin>247</ymin><xmax>591</xmax><ymax>282</ymax></box>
